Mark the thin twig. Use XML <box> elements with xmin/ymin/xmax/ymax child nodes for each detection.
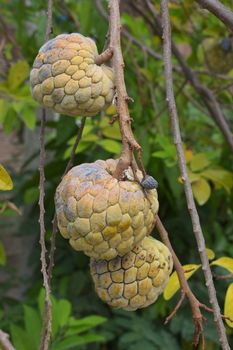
<box><xmin>136</xmin><ymin>0</ymin><xmax>233</xmax><ymax>151</ymax></box>
<box><xmin>160</xmin><ymin>1</ymin><xmax>230</xmax><ymax>349</ymax></box>
<box><xmin>0</xmin><ymin>330</ymin><xmax>15</xmax><ymax>350</ymax></box>
<box><xmin>155</xmin><ymin>216</ymin><xmax>206</xmax><ymax>347</ymax></box>
<box><xmin>39</xmin><ymin>1</ymin><xmax>53</xmax><ymax>349</ymax></box>
<box><xmin>195</xmin><ymin>0</ymin><xmax>233</xmax><ymax>32</ymax></box>
<box><xmin>39</xmin><ymin>111</ymin><xmax>52</xmax><ymax>350</ymax></box>
<box><xmin>47</xmin><ymin>117</ymin><xmax>87</xmax><ymax>284</ymax></box>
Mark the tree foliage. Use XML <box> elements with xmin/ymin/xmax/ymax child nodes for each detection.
<box><xmin>0</xmin><ymin>0</ymin><xmax>233</xmax><ymax>349</ymax></box>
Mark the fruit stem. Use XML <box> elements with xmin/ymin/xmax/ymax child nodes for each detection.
<box><xmin>108</xmin><ymin>0</ymin><xmax>145</xmax><ymax>180</ymax></box>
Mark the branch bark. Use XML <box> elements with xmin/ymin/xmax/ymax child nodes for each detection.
<box><xmin>136</xmin><ymin>0</ymin><xmax>233</xmax><ymax>151</ymax></box>
<box><xmin>195</xmin><ymin>0</ymin><xmax>233</xmax><ymax>32</ymax></box>
<box><xmin>108</xmin><ymin>0</ymin><xmax>145</xmax><ymax>179</ymax></box>
<box><xmin>39</xmin><ymin>1</ymin><xmax>53</xmax><ymax>350</ymax></box>
<box><xmin>160</xmin><ymin>1</ymin><xmax>230</xmax><ymax>349</ymax></box>
<box><xmin>47</xmin><ymin>116</ymin><xmax>87</xmax><ymax>285</ymax></box>
<box><xmin>0</xmin><ymin>330</ymin><xmax>15</xmax><ymax>350</ymax></box>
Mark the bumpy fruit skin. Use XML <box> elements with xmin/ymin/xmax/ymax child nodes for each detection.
<box><xmin>55</xmin><ymin>159</ymin><xmax>159</xmax><ymax>260</ymax></box>
<box><xmin>90</xmin><ymin>236</ymin><xmax>173</xmax><ymax>311</ymax></box>
<box><xmin>30</xmin><ymin>33</ymin><xmax>114</xmax><ymax>116</ymax></box>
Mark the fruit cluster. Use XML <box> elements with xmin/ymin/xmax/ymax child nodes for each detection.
<box><xmin>30</xmin><ymin>33</ymin><xmax>114</xmax><ymax>116</ymax></box>
<box><xmin>55</xmin><ymin>158</ymin><xmax>173</xmax><ymax>310</ymax></box>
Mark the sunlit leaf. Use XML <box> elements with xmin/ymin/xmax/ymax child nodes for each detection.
<box><xmin>187</xmin><ymin>170</ymin><xmax>201</xmax><ymax>183</ymax></box>
<box><xmin>206</xmin><ymin>248</ymin><xmax>215</xmax><ymax>260</ymax></box>
<box><xmin>0</xmin><ymin>164</ymin><xmax>13</xmax><ymax>191</ymax></box>
<box><xmin>163</xmin><ymin>264</ymin><xmax>201</xmax><ymax>300</ymax></box>
<box><xmin>211</xmin><ymin>257</ymin><xmax>233</xmax><ymax>273</ymax></box>
<box><xmin>192</xmin><ymin>178</ymin><xmax>211</xmax><ymax>205</ymax></box>
<box><xmin>201</xmin><ymin>168</ymin><xmax>233</xmax><ymax>193</ymax></box>
<box><xmin>183</xmin><ymin>147</ymin><xmax>193</xmax><ymax>163</ymax></box>
<box><xmin>8</xmin><ymin>60</ymin><xmax>30</xmax><ymax>90</ymax></box>
<box><xmin>102</xmin><ymin>126</ymin><xmax>121</xmax><ymax>140</ymax></box>
<box><xmin>105</xmin><ymin>105</ymin><xmax>116</xmax><ymax>115</ymax></box>
<box><xmin>224</xmin><ymin>283</ymin><xmax>233</xmax><ymax>328</ymax></box>
<box><xmin>98</xmin><ymin>139</ymin><xmax>122</xmax><ymax>154</ymax></box>
<box><xmin>190</xmin><ymin>153</ymin><xmax>211</xmax><ymax>172</ymax></box>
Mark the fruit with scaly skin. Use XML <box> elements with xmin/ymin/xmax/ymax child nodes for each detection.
<box><xmin>55</xmin><ymin>159</ymin><xmax>159</xmax><ymax>260</ymax></box>
<box><xmin>90</xmin><ymin>236</ymin><xmax>173</xmax><ymax>311</ymax></box>
<box><xmin>30</xmin><ymin>33</ymin><xmax>114</xmax><ymax>116</ymax></box>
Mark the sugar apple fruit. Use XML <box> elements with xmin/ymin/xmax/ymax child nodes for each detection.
<box><xmin>90</xmin><ymin>236</ymin><xmax>173</xmax><ymax>311</ymax></box>
<box><xmin>55</xmin><ymin>159</ymin><xmax>159</xmax><ymax>260</ymax></box>
<box><xmin>30</xmin><ymin>33</ymin><xmax>114</xmax><ymax>116</ymax></box>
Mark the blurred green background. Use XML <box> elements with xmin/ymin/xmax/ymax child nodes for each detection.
<box><xmin>0</xmin><ymin>0</ymin><xmax>233</xmax><ymax>349</ymax></box>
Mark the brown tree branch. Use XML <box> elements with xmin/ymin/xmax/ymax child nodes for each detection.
<box><xmin>195</xmin><ymin>0</ymin><xmax>233</xmax><ymax>32</ymax></box>
<box><xmin>160</xmin><ymin>1</ymin><xmax>230</xmax><ymax>349</ymax></box>
<box><xmin>0</xmin><ymin>330</ymin><xmax>15</xmax><ymax>350</ymax></box>
<box><xmin>155</xmin><ymin>216</ymin><xmax>207</xmax><ymax>347</ymax></box>
<box><xmin>135</xmin><ymin>0</ymin><xmax>233</xmax><ymax>151</ymax></box>
<box><xmin>39</xmin><ymin>1</ymin><xmax>53</xmax><ymax>350</ymax></box>
<box><xmin>108</xmin><ymin>0</ymin><xmax>145</xmax><ymax>179</ymax></box>
<box><xmin>95</xmin><ymin>47</ymin><xmax>113</xmax><ymax>65</ymax></box>
<box><xmin>39</xmin><ymin>110</ymin><xmax>52</xmax><ymax>350</ymax></box>
<box><xmin>47</xmin><ymin>116</ymin><xmax>87</xmax><ymax>285</ymax></box>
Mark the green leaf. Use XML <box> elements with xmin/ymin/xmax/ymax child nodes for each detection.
<box><xmin>24</xmin><ymin>187</ymin><xmax>39</xmax><ymax>204</ymax></box>
<box><xmin>57</xmin><ymin>299</ymin><xmax>71</xmax><ymax>327</ymax></box>
<box><xmin>98</xmin><ymin>139</ymin><xmax>122</xmax><ymax>154</ymax></box>
<box><xmin>102</xmin><ymin>126</ymin><xmax>121</xmax><ymax>140</ymax></box>
<box><xmin>10</xmin><ymin>324</ymin><xmax>34</xmax><ymax>350</ymax></box>
<box><xmin>163</xmin><ymin>264</ymin><xmax>201</xmax><ymax>300</ymax></box>
<box><xmin>66</xmin><ymin>315</ymin><xmax>106</xmax><ymax>336</ymax></box>
<box><xmin>211</xmin><ymin>257</ymin><xmax>233</xmax><ymax>273</ymax></box>
<box><xmin>8</xmin><ymin>60</ymin><xmax>30</xmax><ymax>91</ymax></box>
<box><xmin>0</xmin><ymin>164</ymin><xmax>13</xmax><ymax>191</ymax></box>
<box><xmin>190</xmin><ymin>153</ymin><xmax>211</xmax><ymax>172</ymax></box>
<box><xmin>192</xmin><ymin>178</ymin><xmax>211</xmax><ymax>205</ymax></box>
<box><xmin>224</xmin><ymin>283</ymin><xmax>233</xmax><ymax>328</ymax></box>
<box><xmin>23</xmin><ymin>305</ymin><xmax>41</xmax><ymax>349</ymax></box>
<box><xmin>21</xmin><ymin>106</ymin><xmax>36</xmax><ymax>130</ymax></box>
<box><xmin>54</xmin><ymin>333</ymin><xmax>105</xmax><ymax>350</ymax></box>
<box><xmin>0</xmin><ymin>99</ymin><xmax>9</xmax><ymax>123</ymax></box>
<box><xmin>0</xmin><ymin>241</ymin><xmax>6</xmax><ymax>266</ymax></box>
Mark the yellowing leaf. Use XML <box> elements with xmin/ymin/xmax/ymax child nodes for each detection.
<box><xmin>224</xmin><ymin>283</ymin><xmax>233</xmax><ymax>328</ymax></box>
<box><xmin>8</xmin><ymin>60</ymin><xmax>30</xmax><ymax>91</ymax></box>
<box><xmin>211</xmin><ymin>257</ymin><xmax>233</xmax><ymax>273</ymax></box>
<box><xmin>187</xmin><ymin>169</ymin><xmax>201</xmax><ymax>183</ymax></box>
<box><xmin>192</xmin><ymin>178</ymin><xmax>211</xmax><ymax>205</ymax></box>
<box><xmin>0</xmin><ymin>164</ymin><xmax>13</xmax><ymax>191</ymax></box>
<box><xmin>201</xmin><ymin>168</ymin><xmax>233</xmax><ymax>193</ymax></box>
<box><xmin>163</xmin><ymin>264</ymin><xmax>201</xmax><ymax>300</ymax></box>
<box><xmin>206</xmin><ymin>248</ymin><xmax>215</xmax><ymax>260</ymax></box>
<box><xmin>184</xmin><ymin>149</ymin><xmax>193</xmax><ymax>163</ymax></box>
<box><xmin>105</xmin><ymin>105</ymin><xmax>116</xmax><ymax>115</ymax></box>
<box><xmin>190</xmin><ymin>153</ymin><xmax>211</xmax><ymax>172</ymax></box>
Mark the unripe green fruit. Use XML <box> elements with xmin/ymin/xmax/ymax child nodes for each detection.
<box><xmin>55</xmin><ymin>159</ymin><xmax>159</xmax><ymax>260</ymax></box>
<box><xmin>30</xmin><ymin>33</ymin><xmax>114</xmax><ymax>116</ymax></box>
<box><xmin>90</xmin><ymin>236</ymin><xmax>173</xmax><ymax>311</ymax></box>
